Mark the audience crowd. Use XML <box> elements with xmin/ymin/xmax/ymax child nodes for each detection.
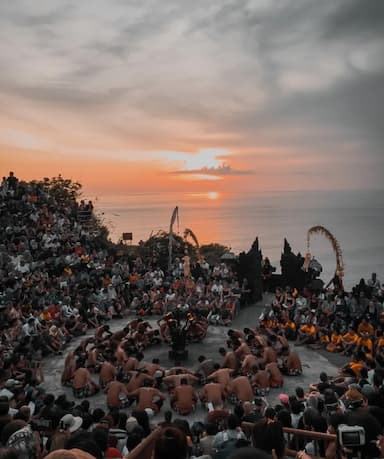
<box><xmin>0</xmin><ymin>172</ymin><xmax>383</xmax><ymax>459</ymax></box>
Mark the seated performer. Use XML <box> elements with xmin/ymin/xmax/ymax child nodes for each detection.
<box><xmin>171</xmin><ymin>378</ymin><xmax>198</xmax><ymax>415</ymax></box>
<box><xmin>72</xmin><ymin>359</ymin><xmax>100</xmax><ymax>398</ymax></box>
<box><xmin>280</xmin><ymin>346</ymin><xmax>302</xmax><ymax>376</ymax></box>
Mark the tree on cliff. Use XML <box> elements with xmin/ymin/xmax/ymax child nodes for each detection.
<box><xmin>31</xmin><ymin>175</ymin><xmax>110</xmax><ymax>242</ymax></box>
<box><xmin>32</xmin><ymin>175</ymin><xmax>82</xmax><ymax>206</ymax></box>
<box><xmin>200</xmin><ymin>243</ymin><xmax>231</xmax><ymax>266</ymax></box>
<box><xmin>136</xmin><ymin>230</ymin><xmax>194</xmax><ymax>271</ymax></box>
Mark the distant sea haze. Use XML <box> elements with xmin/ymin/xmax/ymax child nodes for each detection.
<box><xmin>94</xmin><ymin>190</ymin><xmax>384</xmax><ymax>291</ymax></box>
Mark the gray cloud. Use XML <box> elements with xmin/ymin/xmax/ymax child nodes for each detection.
<box><xmin>170</xmin><ymin>165</ymin><xmax>255</xmax><ymax>176</ymax></box>
<box><xmin>324</xmin><ymin>0</ymin><xmax>384</xmax><ymax>40</ymax></box>
<box><xmin>3</xmin><ymin>4</ymin><xmax>72</xmax><ymax>28</ymax></box>
<box><xmin>0</xmin><ymin>0</ymin><xmax>383</xmax><ymax>187</ymax></box>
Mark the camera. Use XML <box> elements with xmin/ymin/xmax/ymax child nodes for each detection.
<box><xmin>338</xmin><ymin>425</ymin><xmax>365</xmax><ymax>448</ymax></box>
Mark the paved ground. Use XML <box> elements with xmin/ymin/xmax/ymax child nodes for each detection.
<box><xmin>42</xmin><ymin>297</ymin><xmax>348</xmax><ymax>424</ymax></box>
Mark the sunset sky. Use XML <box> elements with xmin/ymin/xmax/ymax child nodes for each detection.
<box><xmin>0</xmin><ymin>0</ymin><xmax>383</xmax><ymax>195</ymax></box>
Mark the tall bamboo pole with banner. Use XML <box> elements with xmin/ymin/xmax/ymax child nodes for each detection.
<box><xmin>168</xmin><ymin>206</ymin><xmax>179</xmax><ymax>272</ymax></box>
<box><xmin>183</xmin><ymin>228</ymin><xmax>204</xmax><ymax>264</ymax></box>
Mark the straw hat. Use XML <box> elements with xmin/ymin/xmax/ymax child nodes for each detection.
<box><xmin>60</xmin><ymin>414</ymin><xmax>83</xmax><ymax>433</ymax></box>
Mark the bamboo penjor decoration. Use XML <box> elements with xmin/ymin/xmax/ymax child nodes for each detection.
<box><xmin>303</xmin><ymin>225</ymin><xmax>345</xmax><ymax>287</ymax></box>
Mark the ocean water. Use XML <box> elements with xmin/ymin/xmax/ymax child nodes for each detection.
<box><xmin>94</xmin><ymin>190</ymin><xmax>384</xmax><ymax>290</ymax></box>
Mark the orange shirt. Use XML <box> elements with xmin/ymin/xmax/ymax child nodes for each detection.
<box><xmin>350</xmin><ymin>361</ymin><xmax>364</xmax><ymax>378</ymax></box>
<box><xmin>102</xmin><ymin>276</ymin><xmax>112</xmax><ymax>287</ymax></box>
<box><xmin>48</xmin><ymin>305</ymin><xmax>60</xmax><ymax>318</ymax></box>
<box><xmin>342</xmin><ymin>332</ymin><xmax>358</xmax><ymax>344</ymax></box>
<box><xmin>301</xmin><ymin>324</ymin><xmax>316</xmax><ymax>336</ymax></box>
<box><xmin>129</xmin><ymin>274</ymin><xmax>140</xmax><ymax>284</ymax></box>
<box><xmin>357</xmin><ymin>337</ymin><xmax>373</xmax><ymax>352</ymax></box>
<box><xmin>40</xmin><ymin>310</ymin><xmax>52</xmax><ymax>321</ymax></box>
<box><xmin>330</xmin><ymin>333</ymin><xmax>342</xmax><ymax>344</ymax></box>
<box><xmin>280</xmin><ymin>321</ymin><xmax>296</xmax><ymax>330</ymax></box>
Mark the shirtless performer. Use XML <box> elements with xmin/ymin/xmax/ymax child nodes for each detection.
<box><xmin>139</xmin><ymin>358</ymin><xmax>164</xmax><ymax>377</ymax></box>
<box><xmin>166</xmin><ymin>366</ymin><xmax>193</xmax><ymax>376</ymax></box>
<box><xmin>207</xmin><ymin>365</ymin><xmax>233</xmax><ymax>397</ymax></box>
<box><xmin>95</xmin><ymin>325</ymin><xmax>112</xmax><ymax>344</ymax></box>
<box><xmin>86</xmin><ymin>345</ymin><xmax>101</xmax><ymax>372</ymax></box>
<box><xmin>266</xmin><ymin>361</ymin><xmax>284</xmax><ymax>388</ymax></box>
<box><xmin>61</xmin><ymin>350</ymin><xmax>76</xmax><ymax>386</ymax></box>
<box><xmin>72</xmin><ymin>360</ymin><xmax>100</xmax><ymax>398</ymax></box>
<box><xmin>234</xmin><ymin>337</ymin><xmax>252</xmax><ymax>361</ymax></box>
<box><xmin>126</xmin><ymin>370</ymin><xmax>154</xmax><ymax>394</ymax></box>
<box><xmin>163</xmin><ymin>370</ymin><xmax>199</xmax><ymax>393</ymax></box>
<box><xmin>185</xmin><ymin>316</ymin><xmax>207</xmax><ymax>343</ymax></box>
<box><xmin>157</xmin><ymin>313</ymin><xmax>174</xmax><ymax>343</ymax></box>
<box><xmin>114</xmin><ymin>341</ymin><xmax>130</xmax><ymax>366</ymax></box>
<box><xmin>250</xmin><ymin>364</ymin><xmax>270</xmax><ymax>396</ymax></box>
<box><xmin>128</xmin><ymin>378</ymin><xmax>166</xmax><ymax>413</ymax></box>
<box><xmin>99</xmin><ymin>356</ymin><xmax>117</xmax><ymax>389</ymax></box>
<box><xmin>171</xmin><ymin>378</ymin><xmax>198</xmax><ymax>415</ymax></box>
<box><xmin>263</xmin><ymin>341</ymin><xmax>278</xmax><ymax>364</ymax></box>
<box><xmin>200</xmin><ymin>380</ymin><xmax>224</xmax><ymax>408</ymax></box>
<box><xmin>280</xmin><ymin>346</ymin><xmax>302</xmax><ymax>376</ymax></box>
<box><xmin>241</xmin><ymin>354</ymin><xmax>259</xmax><ymax>376</ymax></box>
<box><xmin>105</xmin><ymin>374</ymin><xmax>129</xmax><ymax>409</ymax></box>
<box><xmin>219</xmin><ymin>347</ymin><xmax>239</xmax><ymax>371</ymax></box>
<box><xmin>131</xmin><ymin>324</ymin><xmax>150</xmax><ymax>351</ymax></box>
<box><xmin>229</xmin><ymin>373</ymin><xmax>254</xmax><ymax>404</ymax></box>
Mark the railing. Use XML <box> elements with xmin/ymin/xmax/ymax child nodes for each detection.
<box><xmin>126</xmin><ymin>424</ymin><xmax>336</xmax><ymax>459</ymax></box>
<box><xmin>242</xmin><ymin>422</ymin><xmax>336</xmax><ymax>458</ymax></box>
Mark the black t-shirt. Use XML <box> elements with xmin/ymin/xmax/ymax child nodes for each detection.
<box><xmin>368</xmin><ymin>405</ymin><xmax>384</xmax><ymax>428</ymax></box>
<box><xmin>242</xmin><ymin>412</ymin><xmax>264</xmax><ymax>424</ymax></box>
<box><xmin>317</xmin><ymin>382</ymin><xmax>331</xmax><ymax>393</ymax></box>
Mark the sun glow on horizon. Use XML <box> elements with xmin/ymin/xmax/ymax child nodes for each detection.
<box><xmin>208</xmin><ymin>191</ymin><xmax>219</xmax><ymax>200</ymax></box>
<box><xmin>182</xmin><ymin>174</ymin><xmax>222</xmax><ymax>181</ymax></box>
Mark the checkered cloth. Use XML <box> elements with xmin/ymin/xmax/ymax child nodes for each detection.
<box><xmin>254</xmin><ymin>388</ymin><xmax>270</xmax><ymax>396</ymax></box>
<box><xmin>228</xmin><ymin>392</ymin><xmax>238</xmax><ymax>404</ymax></box>
<box><xmin>288</xmin><ymin>369</ymin><xmax>302</xmax><ymax>376</ymax></box>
